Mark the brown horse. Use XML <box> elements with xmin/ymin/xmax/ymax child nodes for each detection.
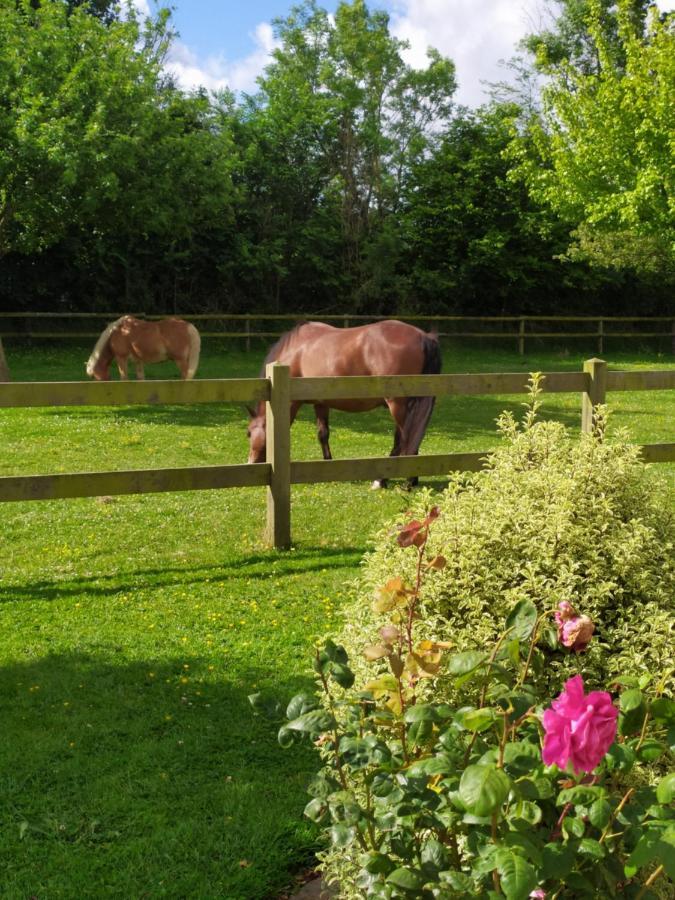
<box><xmin>86</xmin><ymin>316</ymin><xmax>201</xmax><ymax>381</ymax></box>
<box><xmin>247</xmin><ymin>320</ymin><xmax>441</xmax><ymax>488</ymax></box>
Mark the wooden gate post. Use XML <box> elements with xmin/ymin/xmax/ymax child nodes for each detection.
<box><xmin>581</xmin><ymin>358</ymin><xmax>607</xmax><ymax>433</ymax></box>
<box><xmin>0</xmin><ymin>337</ymin><xmax>10</xmax><ymax>382</ymax></box>
<box><xmin>518</xmin><ymin>318</ymin><xmax>525</xmax><ymax>356</ymax></box>
<box><xmin>265</xmin><ymin>362</ymin><xmax>291</xmax><ymax>549</ymax></box>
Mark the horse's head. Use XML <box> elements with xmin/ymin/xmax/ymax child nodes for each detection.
<box><xmin>85</xmin><ymin>356</ymin><xmax>109</xmax><ymax>380</ymax></box>
<box><xmin>246</xmin><ymin>406</ymin><xmax>267</xmax><ymax>463</ymax></box>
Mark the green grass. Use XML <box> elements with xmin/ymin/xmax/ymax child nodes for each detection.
<box><xmin>0</xmin><ymin>340</ymin><xmax>673</xmax><ymax>898</ymax></box>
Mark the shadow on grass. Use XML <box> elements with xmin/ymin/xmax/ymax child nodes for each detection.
<box><xmin>0</xmin><ymin>651</ymin><xmax>319</xmax><ymax>899</ymax></box>
<box><xmin>0</xmin><ymin>547</ymin><xmax>365</xmax><ymax>604</ymax></box>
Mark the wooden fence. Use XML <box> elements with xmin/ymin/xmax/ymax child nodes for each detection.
<box><xmin>0</xmin><ymin>312</ymin><xmax>673</xmax><ymax>355</ymax></box>
<box><xmin>0</xmin><ymin>359</ymin><xmax>673</xmax><ymax>548</ymax></box>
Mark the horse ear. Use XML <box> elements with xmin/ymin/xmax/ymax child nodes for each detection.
<box><xmin>245</xmin><ymin>405</ymin><xmax>256</xmax><ymax>419</ymax></box>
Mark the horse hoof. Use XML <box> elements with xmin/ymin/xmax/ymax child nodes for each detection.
<box><xmin>370</xmin><ymin>480</ymin><xmax>384</xmax><ymax>490</ymax></box>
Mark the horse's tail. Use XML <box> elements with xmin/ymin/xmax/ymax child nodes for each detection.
<box><xmin>402</xmin><ymin>332</ymin><xmax>442</xmax><ymax>454</ymax></box>
<box><xmin>185</xmin><ymin>323</ymin><xmax>201</xmax><ymax>380</ymax></box>
<box><xmin>86</xmin><ymin>316</ymin><xmax>127</xmax><ymax>377</ymax></box>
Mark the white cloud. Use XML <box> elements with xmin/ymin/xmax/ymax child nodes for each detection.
<box><xmin>166</xmin><ymin>22</ymin><xmax>277</xmax><ymax>95</ymax></box>
<box><xmin>387</xmin><ymin>0</ymin><xmax>537</xmax><ymax>108</ymax></box>
<box><xmin>158</xmin><ymin>0</ymin><xmax>674</xmax><ymax>105</ymax></box>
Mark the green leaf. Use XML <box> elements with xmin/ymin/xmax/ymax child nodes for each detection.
<box><xmin>557</xmin><ymin>784</ymin><xmax>605</xmax><ymax>806</ymax></box>
<box><xmin>605</xmin><ymin>742</ymin><xmax>636</xmax><ymax>772</ymax></box>
<box><xmin>579</xmin><ymin>837</ymin><xmax>606</xmax><ymax>859</ymax></box>
<box><xmin>516</xmin><ymin>777</ymin><xmax>554</xmax><ymax>801</ymax></box>
<box><xmin>421</xmin><ymin>838</ymin><xmax>450</xmax><ymax>870</ymax></box>
<box><xmin>542</xmin><ymin>842</ymin><xmax>575</xmax><ymax>879</ymax></box>
<box><xmin>505</xmin><ymin>598</ymin><xmax>538</xmax><ymax>641</ymax></box>
<box><xmin>286</xmin><ymin>709</ymin><xmax>335</xmax><ymax>734</ymax></box>
<box><xmin>619</xmin><ymin>689</ymin><xmax>647</xmax><ymax>735</ymax></box>
<box><xmin>650</xmin><ymin>697</ymin><xmax>675</xmax><ymax>724</ymax></box>
<box><xmin>637</xmin><ymin>738</ymin><xmax>666</xmax><ymax>763</ymax></box>
<box><xmin>589</xmin><ymin>798</ymin><xmax>612</xmax><ymax>829</ymax></box>
<box><xmin>363</xmin><ymin>852</ymin><xmax>395</xmax><ymax>875</ymax></box>
<box><xmin>404</xmin><ymin>703</ymin><xmax>439</xmax><ymax>723</ymax></box>
<box><xmin>277</xmin><ymin>725</ymin><xmax>295</xmax><ymax>748</ymax></box>
<box><xmin>624</xmin><ymin>828</ymin><xmax>664</xmax><ymax>877</ymax></box>
<box><xmin>440</xmin><ymin>870</ymin><xmax>473</xmax><ymax>891</ymax></box>
<box><xmin>510</xmin><ymin>799</ymin><xmax>542</xmax><ymax>825</ymax></box>
<box><xmin>329</xmin><ymin>662</ymin><xmax>355</xmax><ymax>688</ymax></box>
<box><xmin>495</xmin><ymin>849</ymin><xmax>538</xmax><ymax>900</ymax></box>
<box><xmin>459</xmin><ymin>764</ymin><xmax>511</xmax><ymax>816</ymax></box>
<box><xmin>446</xmin><ymin>651</ymin><xmax>487</xmax><ymax>677</ymax></box>
<box><xmin>303</xmin><ymin>798</ymin><xmax>328</xmax><ymax>823</ymax></box>
<box><xmin>323</xmin><ymin>639</ymin><xmax>348</xmax><ymax>664</ymax></box>
<box><xmin>620</xmin><ymin>689</ymin><xmax>644</xmax><ymax>712</ymax></box>
<box><xmin>503</xmin><ymin>740</ymin><xmax>541</xmax><ymax>775</ymax></box>
<box><xmin>386</xmin><ymin>866</ymin><xmax>426</xmax><ymax>891</ymax></box>
<box><xmin>285</xmin><ymin>693</ymin><xmax>318</xmax><ymax>720</ymax></box>
<box><xmin>562</xmin><ymin>815</ymin><xmax>585</xmax><ymax>838</ymax></box>
<box><xmin>457</xmin><ymin>707</ymin><xmax>498</xmax><ymax>733</ymax></box>
<box><xmin>656</xmin><ymin>772</ymin><xmax>675</xmax><ymax>805</ymax></box>
<box><xmin>247</xmin><ymin>692</ymin><xmax>282</xmax><ymax>718</ymax></box>
<box><xmin>329</xmin><ymin>823</ymin><xmax>356</xmax><ymax>848</ymax></box>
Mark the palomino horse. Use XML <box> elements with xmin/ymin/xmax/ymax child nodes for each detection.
<box><xmin>247</xmin><ymin>320</ymin><xmax>441</xmax><ymax>488</ymax></box>
<box><xmin>86</xmin><ymin>316</ymin><xmax>201</xmax><ymax>381</ymax></box>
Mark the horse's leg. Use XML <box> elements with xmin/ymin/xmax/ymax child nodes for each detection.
<box><xmin>116</xmin><ymin>355</ymin><xmax>129</xmax><ymax>380</ymax></box>
<box><xmin>314</xmin><ymin>404</ymin><xmax>332</xmax><ymax>460</ymax></box>
<box><xmin>371</xmin><ymin>398</ymin><xmax>406</xmax><ymax>490</ymax></box>
<box><xmin>135</xmin><ymin>360</ymin><xmax>145</xmax><ymax>380</ymax></box>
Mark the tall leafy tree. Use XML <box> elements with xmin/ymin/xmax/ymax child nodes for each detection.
<box><xmin>512</xmin><ymin>0</ymin><xmax>674</xmax><ymax>275</ymax></box>
<box><xmin>242</xmin><ymin>0</ymin><xmax>456</xmax><ymax>310</ymax></box>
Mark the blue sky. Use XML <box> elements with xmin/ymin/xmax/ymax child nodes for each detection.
<box><xmin>169</xmin><ymin>1</ymin><xmax>338</xmax><ymax>62</ymax></box>
<box><xmin>137</xmin><ymin>0</ymin><xmax>674</xmax><ymax>108</ymax></box>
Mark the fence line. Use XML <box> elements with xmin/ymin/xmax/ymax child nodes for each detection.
<box><xmin>0</xmin><ymin>360</ymin><xmax>673</xmax><ymax>548</ymax></box>
<box><xmin>0</xmin><ymin>313</ymin><xmax>673</xmax><ymax>356</ymax></box>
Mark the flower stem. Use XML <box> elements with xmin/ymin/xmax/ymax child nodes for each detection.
<box><xmin>636</xmin><ymin>865</ymin><xmax>665</xmax><ymax>899</ymax></box>
<box><xmin>599</xmin><ymin>788</ymin><xmax>634</xmax><ymax>845</ymax></box>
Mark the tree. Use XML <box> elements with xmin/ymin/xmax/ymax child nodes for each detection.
<box><xmin>512</xmin><ymin>0</ymin><xmax>674</xmax><ymax>275</ymax></box>
<box><xmin>240</xmin><ymin>0</ymin><xmax>456</xmax><ymax>311</ymax></box>
<box><xmin>0</xmin><ymin>0</ymin><xmax>171</xmax><ymax>257</ymax></box>
<box><xmin>398</xmin><ymin>104</ymin><xmax>621</xmax><ymax>315</ymax></box>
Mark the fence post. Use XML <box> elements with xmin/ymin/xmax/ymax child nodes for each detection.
<box><xmin>265</xmin><ymin>362</ymin><xmax>291</xmax><ymax>549</ymax></box>
<box><xmin>0</xmin><ymin>337</ymin><xmax>9</xmax><ymax>382</ymax></box>
<box><xmin>245</xmin><ymin>317</ymin><xmax>251</xmax><ymax>353</ymax></box>
<box><xmin>597</xmin><ymin>318</ymin><xmax>604</xmax><ymax>356</ymax></box>
<box><xmin>518</xmin><ymin>318</ymin><xmax>525</xmax><ymax>356</ymax></box>
<box><xmin>581</xmin><ymin>358</ymin><xmax>607</xmax><ymax>433</ymax></box>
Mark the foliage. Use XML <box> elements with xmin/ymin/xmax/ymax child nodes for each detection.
<box><xmin>348</xmin><ymin>384</ymin><xmax>673</xmax><ymax>701</ymax></box>
<box><xmin>511</xmin><ymin>0</ymin><xmax>675</xmax><ymax>276</ymax></box>
<box><xmin>397</xmin><ymin>104</ymin><xmax>628</xmax><ymax>315</ymax></box>
<box><xmin>276</xmin><ymin>487</ymin><xmax>674</xmax><ymax>897</ymax></box>
<box><xmin>2</xmin><ymin>1</ymin><xmax>673</xmax><ymax>314</ymax></box>
<box><xmin>235</xmin><ymin>0</ymin><xmax>456</xmax><ymax>311</ymax></box>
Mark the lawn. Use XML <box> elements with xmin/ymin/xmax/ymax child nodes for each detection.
<box><xmin>0</xmin><ymin>340</ymin><xmax>673</xmax><ymax>898</ymax></box>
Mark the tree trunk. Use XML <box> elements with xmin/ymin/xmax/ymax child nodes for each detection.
<box><xmin>0</xmin><ymin>337</ymin><xmax>10</xmax><ymax>381</ymax></box>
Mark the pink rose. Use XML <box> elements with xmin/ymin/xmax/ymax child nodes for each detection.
<box><xmin>529</xmin><ymin>891</ymin><xmax>546</xmax><ymax>899</ymax></box>
<box><xmin>542</xmin><ymin>675</ymin><xmax>618</xmax><ymax>774</ymax></box>
<box><xmin>555</xmin><ymin>602</ymin><xmax>595</xmax><ymax>652</ymax></box>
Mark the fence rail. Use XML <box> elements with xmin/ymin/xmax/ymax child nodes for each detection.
<box><xmin>1</xmin><ymin>359</ymin><xmax>673</xmax><ymax>548</ymax></box>
<box><xmin>0</xmin><ymin>312</ymin><xmax>673</xmax><ymax>355</ymax></box>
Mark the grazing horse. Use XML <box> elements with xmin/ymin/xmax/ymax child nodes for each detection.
<box><xmin>247</xmin><ymin>320</ymin><xmax>441</xmax><ymax>488</ymax></box>
<box><xmin>85</xmin><ymin>316</ymin><xmax>201</xmax><ymax>381</ymax></box>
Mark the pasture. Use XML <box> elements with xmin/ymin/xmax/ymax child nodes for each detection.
<box><xmin>0</xmin><ymin>342</ymin><xmax>673</xmax><ymax>899</ymax></box>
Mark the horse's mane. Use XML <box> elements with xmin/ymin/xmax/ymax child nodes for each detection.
<box><xmin>259</xmin><ymin>322</ymin><xmax>306</xmax><ymax>376</ymax></box>
<box><xmin>86</xmin><ymin>315</ymin><xmax>128</xmax><ymax>376</ymax></box>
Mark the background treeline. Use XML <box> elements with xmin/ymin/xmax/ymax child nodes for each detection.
<box><xmin>0</xmin><ymin>0</ymin><xmax>673</xmax><ymax>317</ymax></box>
